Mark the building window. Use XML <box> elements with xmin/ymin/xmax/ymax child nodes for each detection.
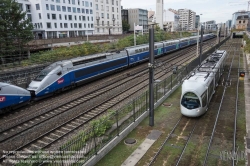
<box><xmin>107</xmin><ymin>13</ymin><xmax>109</xmax><ymax>19</ymax></box>
<box><xmin>26</xmin><ymin>4</ymin><xmax>31</xmax><ymax>12</ymax></box>
<box><xmin>112</xmin><ymin>7</ymin><xmax>114</xmax><ymax>12</ymax></box>
<box><xmin>74</xmin><ymin>23</ymin><xmax>77</xmax><ymax>28</ymax></box>
<box><xmin>90</xmin><ymin>9</ymin><xmax>93</xmax><ymax>14</ymax></box>
<box><xmin>77</xmin><ymin>8</ymin><xmax>80</xmax><ymax>13</ymax></box>
<box><xmin>64</xmin><ymin>23</ymin><xmax>68</xmax><ymax>28</ymax></box>
<box><xmin>47</xmin><ymin>22</ymin><xmax>51</xmax><ymax>28</ymax></box>
<box><xmin>85</xmin><ymin>1</ymin><xmax>89</xmax><ymax>7</ymax></box>
<box><xmin>91</xmin><ymin>16</ymin><xmax>93</xmax><ymax>21</ymax></box>
<box><xmin>79</xmin><ymin>23</ymin><xmax>82</xmax><ymax>28</ymax></box>
<box><xmin>82</xmin><ymin>16</ymin><xmax>85</xmax><ymax>21</ymax></box>
<box><xmin>87</xmin><ymin>16</ymin><xmax>89</xmax><ymax>21</ymax></box>
<box><xmin>82</xmin><ymin>8</ymin><xmax>85</xmax><ymax>13</ymax></box>
<box><xmin>96</xmin><ymin>4</ymin><xmax>98</xmax><ymax>10</ymax></box>
<box><xmin>86</xmin><ymin>9</ymin><xmax>89</xmax><ymax>14</ymax></box>
<box><xmin>102</xmin><ymin>21</ymin><xmax>104</xmax><ymax>26</ymax></box>
<box><xmin>82</xmin><ymin>1</ymin><xmax>85</xmax><ymax>6</ymax></box>
<box><xmin>57</xmin><ymin>5</ymin><xmax>61</xmax><ymax>11</ymax></box>
<box><xmin>63</xmin><ymin>0</ymin><xmax>65</xmax><ymax>2</ymax></box>
<box><xmin>52</xmin><ymin>14</ymin><xmax>56</xmax><ymax>19</ymax></box>
<box><xmin>239</xmin><ymin>21</ymin><xmax>241</xmax><ymax>24</ymax></box>
<box><xmin>36</xmin><ymin>4</ymin><xmax>40</xmax><ymax>10</ymax></box>
<box><xmin>112</xmin><ymin>0</ymin><xmax>114</xmax><ymax>5</ymax></box>
<box><xmin>116</xmin><ymin>0</ymin><xmax>118</xmax><ymax>5</ymax></box>
<box><xmin>72</xmin><ymin>0</ymin><xmax>75</xmax><ymax>4</ymax></box>
<box><xmin>40</xmin><ymin>23</ymin><xmax>43</xmax><ymax>28</ymax></box>
<box><xmin>106</xmin><ymin>0</ymin><xmax>109</xmax><ymax>4</ymax></box>
<box><xmin>46</xmin><ymin>4</ymin><xmax>49</xmax><ymax>10</ymax></box>
<box><xmin>54</xmin><ymin>23</ymin><xmax>57</xmax><ymax>28</ymax></box>
<box><xmin>71</xmin><ymin>23</ymin><xmax>73</xmax><ymax>28</ymax></box>
<box><xmin>78</xmin><ymin>0</ymin><xmax>80</xmax><ymax>5</ymax></box>
<box><xmin>68</xmin><ymin>15</ymin><xmax>72</xmax><ymax>20</ymax></box>
<box><xmin>101</xmin><ymin>13</ymin><xmax>104</xmax><ymax>18</ymax></box>
<box><xmin>68</xmin><ymin>7</ymin><xmax>71</xmax><ymax>12</ymax></box>
<box><xmin>51</xmin><ymin>5</ymin><xmax>55</xmax><ymax>11</ymax></box>
<box><xmin>62</xmin><ymin>6</ymin><xmax>66</xmax><ymax>11</ymax></box>
<box><xmin>68</xmin><ymin>0</ymin><xmax>71</xmax><ymax>4</ymax></box>
<box><xmin>65</xmin><ymin>15</ymin><xmax>67</xmax><ymax>20</ymax></box>
<box><xmin>75</xmin><ymin>15</ymin><xmax>77</xmax><ymax>20</ymax></box>
<box><xmin>19</xmin><ymin>3</ymin><xmax>23</xmax><ymax>11</ymax></box>
<box><xmin>59</xmin><ymin>14</ymin><xmax>62</xmax><ymax>19</ymax></box>
<box><xmin>56</xmin><ymin>0</ymin><xmax>60</xmax><ymax>2</ymax></box>
<box><xmin>243</xmin><ymin>20</ymin><xmax>245</xmax><ymax>23</ymax></box>
<box><xmin>79</xmin><ymin>16</ymin><xmax>81</xmax><ymax>20</ymax></box>
<box><xmin>39</xmin><ymin>13</ymin><xmax>42</xmax><ymax>19</ymax></box>
<box><xmin>27</xmin><ymin>14</ymin><xmax>32</xmax><ymax>21</ymax></box>
<box><xmin>73</xmin><ymin>7</ymin><xmax>76</xmax><ymax>13</ymax></box>
<box><xmin>90</xmin><ymin>2</ymin><xmax>92</xmax><ymax>7</ymax></box>
<box><xmin>47</xmin><ymin>13</ymin><xmax>50</xmax><ymax>19</ymax></box>
<box><xmin>60</xmin><ymin>23</ymin><xmax>63</xmax><ymax>28</ymax></box>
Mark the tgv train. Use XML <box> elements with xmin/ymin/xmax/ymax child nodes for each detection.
<box><xmin>180</xmin><ymin>50</ymin><xmax>227</xmax><ymax>117</ymax></box>
<box><xmin>27</xmin><ymin>34</ymin><xmax>214</xmax><ymax>98</ymax></box>
<box><xmin>0</xmin><ymin>34</ymin><xmax>216</xmax><ymax>112</ymax></box>
<box><xmin>27</xmin><ymin>34</ymin><xmax>216</xmax><ymax>98</ymax></box>
<box><xmin>0</xmin><ymin>82</ymin><xmax>31</xmax><ymax>113</ymax></box>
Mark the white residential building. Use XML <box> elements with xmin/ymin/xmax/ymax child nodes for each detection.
<box><xmin>17</xmin><ymin>0</ymin><xmax>95</xmax><ymax>39</ymax></box>
<box><xmin>163</xmin><ymin>9</ymin><xmax>179</xmax><ymax>32</ymax></box>
<box><xmin>93</xmin><ymin>0</ymin><xmax>122</xmax><ymax>35</ymax></box>
<box><xmin>178</xmin><ymin>9</ymin><xmax>196</xmax><ymax>30</ymax></box>
<box><xmin>204</xmin><ymin>20</ymin><xmax>216</xmax><ymax>31</ymax></box>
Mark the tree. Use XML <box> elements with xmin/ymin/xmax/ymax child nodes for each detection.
<box><xmin>122</xmin><ymin>20</ymin><xmax>130</xmax><ymax>33</ymax></box>
<box><xmin>0</xmin><ymin>0</ymin><xmax>33</xmax><ymax>61</ymax></box>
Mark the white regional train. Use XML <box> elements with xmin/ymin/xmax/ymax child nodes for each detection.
<box><xmin>180</xmin><ymin>50</ymin><xmax>227</xmax><ymax>117</ymax></box>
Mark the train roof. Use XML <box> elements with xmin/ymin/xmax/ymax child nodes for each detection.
<box><xmin>184</xmin><ymin>50</ymin><xmax>226</xmax><ymax>86</ymax></box>
<box><xmin>0</xmin><ymin>82</ymin><xmax>10</xmax><ymax>88</ymax></box>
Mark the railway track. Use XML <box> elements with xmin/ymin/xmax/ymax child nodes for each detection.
<box><xmin>0</xmin><ymin>39</ymin><xmax>217</xmax><ymax>164</ymax></box>
<box><xmin>148</xmin><ymin>116</ymin><xmax>198</xmax><ymax>166</ymax></box>
<box><xmin>202</xmin><ymin>41</ymin><xmax>241</xmax><ymax>166</ymax></box>
<box><xmin>145</xmin><ymin>39</ymin><xmax>242</xmax><ymax>166</ymax></box>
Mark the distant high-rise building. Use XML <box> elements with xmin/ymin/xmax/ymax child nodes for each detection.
<box><xmin>178</xmin><ymin>9</ymin><xmax>196</xmax><ymax>30</ymax></box>
<box><xmin>195</xmin><ymin>15</ymin><xmax>200</xmax><ymax>29</ymax></box>
<box><xmin>127</xmin><ymin>8</ymin><xmax>148</xmax><ymax>32</ymax></box>
<box><xmin>156</xmin><ymin>0</ymin><xmax>163</xmax><ymax>29</ymax></box>
<box><xmin>163</xmin><ymin>9</ymin><xmax>180</xmax><ymax>32</ymax></box>
<box><xmin>226</xmin><ymin>20</ymin><xmax>232</xmax><ymax>29</ymax></box>
<box><xmin>204</xmin><ymin>20</ymin><xmax>216</xmax><ymax>31</ymax></box>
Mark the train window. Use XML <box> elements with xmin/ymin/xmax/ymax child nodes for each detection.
<box><xmin>139</xmin><ymin>49</ymin><xmax>142</xmax><ymax>52</ymax></box>
<box><xmin>181</xmin><ymin>92</ymin><xmax>200</xmax><ymax>109</ymax></box>
<box><xmin>154</xmin><ymin>46</ymin><xmax>157</xmax><ymax>49</ymax></box>
<box><xmin>135</xmin><ymin>49</ymin><xmax>138</xmax><ymax>53</ymax></box>
<box><xmin>201</xmin><ymin>92</ymin><xmax>207</xmax><ymax>107</ymax></box>
<box><xmin>0</xmin><ymin>88</ymin><xmax>1</xmax><ymax>91</ymax></box>
<box><xmin>73</xmin><ymin>56</ymin><xmax>106</xmax><ymax>66</ymax></box>
<box><xmin>34</xmin><ymin>71</ymin><xmax>49</xmax><ymax>81</ymax></box>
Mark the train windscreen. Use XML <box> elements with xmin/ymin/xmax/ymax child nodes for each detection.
<box><xmin>181</xmin><ymin>92</ymin><xmax>200</xmax><ymax>109</ymax></box>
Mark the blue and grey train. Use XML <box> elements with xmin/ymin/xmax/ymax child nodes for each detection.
<box><xmin>0</xmin><ymin>34</ymin><xmax>216</xmax><ymax>112</ymax></box>
<box><xmin>180</xmin><ymin>50</ymin><xmax>227</xmax><ymax>117</ymax></box>
<box><xmin>0</xmin><ymin>82</ymin><xmax>31</xmax><ymax>113</ymax></box>
<box><xmin>27</xmin><ymin>34</ymin><xmax>215</xmax><ymax>98</ymax></box>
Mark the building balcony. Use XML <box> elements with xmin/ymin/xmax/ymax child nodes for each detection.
<box><xmin>112</xmin><ymin>18</ymin><xmax>116</xmax><ymax>21</ymax></box>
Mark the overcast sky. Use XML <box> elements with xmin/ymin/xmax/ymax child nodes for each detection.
<box><xmin>121</xmin><ymin>0</ymin><xmax>249</xmax><ymax>23</ymax></box>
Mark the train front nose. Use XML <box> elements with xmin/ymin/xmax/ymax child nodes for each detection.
<box><xmin>27</xmin><ymin>81</ymin><xmax>40</xmax><ymax>97</ymax></box>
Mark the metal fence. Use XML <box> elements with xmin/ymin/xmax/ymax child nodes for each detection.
<box><xmin>19</xmin><ymin>36</ymin><xmax>230</xmax><ymax>166</ymax></box>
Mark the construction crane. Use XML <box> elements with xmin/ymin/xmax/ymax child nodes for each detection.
<box><xmin>229</xmin><ymin>1</ymin><xmax>250</xmax><ymax>11</ymax></box>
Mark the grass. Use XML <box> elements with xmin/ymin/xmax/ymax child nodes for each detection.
<box><xmin>95</xmin><ymin>87</ymin><xmax>182</xmax><ymax>166</ymax></box>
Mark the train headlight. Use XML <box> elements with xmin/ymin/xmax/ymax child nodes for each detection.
<box><xmin>197</xmin><ymin>109</ymin><xmax>200</xmax><ymax>112</ymax></box>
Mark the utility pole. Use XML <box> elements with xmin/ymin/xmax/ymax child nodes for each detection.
<box><xmin>149</xmin><ymin>27</ymin><xmax>154</xmax><ymax>127</ymax></box>
<box><xmin>199</xmin><ymin>25</ymin><xmax>203</xmax><ymax>66</ymax></box>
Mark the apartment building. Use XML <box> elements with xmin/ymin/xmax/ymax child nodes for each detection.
<box><xmin>178</xmin><ymin>9</ymin><xmax>196</xmax><ymax>30</ymax></box>
<box><xmin>204</xmin><ymin>20</ymin><xmax>216</xmax><ymax>31</ymax></box>
<box><xmin>163</xmin><ymin>9</ymin><xmax>180</xmax><ymax>32</ymax></box>
<box><xmin>93</xmin><ymin>0</ymin><xmax>122</xmax><ymax>35</ymax></box>
<box><xmin>128</xmin><ymin>8</ymin><xmax>148</xmax><ymax>32</ymax></box>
